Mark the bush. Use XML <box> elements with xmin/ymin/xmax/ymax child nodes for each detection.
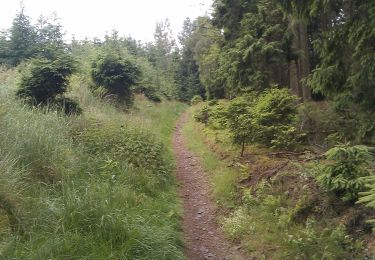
<box><xmin>16</xmin><ymin>55</ymin><xmax>76</xmax><ymax>105</ymax></box>
<box><xmin>252</xmin><ymin>88</ymin><xmax>300</xmax><ymax>148</ymax></box>
<box><xmin>91</xmin><ymin>52</ymin><xmax>140</xmax><ymax>106</ymax></box>
<box><xmin>53</xmin><ymin>97</ymin><xmax>82</xmax><ymax>115</ymax></box>
<box><xmin>358</xmin><ymin>175</ymin><xmax>375</xmax><ymax>230</ymax></box>
<box><xmin>142</xmin><ymin>86</ymin><xmax>162</xmax><ymax>102</ymax></box>
<box><xmin>208</xmin><ymin>99</ymin><xmax>218</xmax><ymax>106</ymax></box>
<box><xmin>220</xmin><ymin>89</ymin><xmax>300</xmax><ymax>155</ymax></box>
<box><xmin>224</xmin><ymin>95</ymin><xmax>256</xmax><ymax>156</ymax></box>
<box><xmin>194</xmin><ymin>105</ymin><xmax>211</xmax><ymax>124</ymax></box>
<box><xmin>190</xmin><ymin>95</ymin><xmax>203</xmax><ymax>105</ymax></box>
<box><xmin>315</xmin><ymin>144</ymin><xmax>372</xmax><ymax>202</ymax></box>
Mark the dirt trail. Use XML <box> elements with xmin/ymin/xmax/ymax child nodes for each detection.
<box><xmin>173</xmin><ymin>113</ymin><xmax>245</xmax><ymax>260</ymax></box>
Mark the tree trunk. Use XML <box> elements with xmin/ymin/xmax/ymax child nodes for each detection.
<box><xmin>298</xmin><ymin>23</ymin><xmax>312</xmax><ymax>101</ymax></box>
<box><xmin>289</xmin><ymin>59</ymin><xmax>302</xmax><ymax>98</ymax></box>
<box><xmin>241</xmin><ymin>140</ymin><xmax>245</xmax><ymax>157</ymax></box>
<box><xmin>288</xmin><ymin>16</ymin><xmax>311</xmax><ymax>101</ymax></box>
<box><xmin>288</xmin><ymin>16</ymin><xmax>303</xmax><ymax>99</ymax></box>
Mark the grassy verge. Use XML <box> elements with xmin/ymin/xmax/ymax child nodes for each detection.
<box><xmin>182</xmin><ymin>104</ymin><xmax>370</xmax><ymax>259</ymax></box>
<box><xmin>0</xmin><ymin>68</ymin><xmax>187</xmax><ymax>259</ymax></box>
<box><xmin>182</xmin><ymin>108</ymin><xmax>239</xmax><ymax>210</ymax></box>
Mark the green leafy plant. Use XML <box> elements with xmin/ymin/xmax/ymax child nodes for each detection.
<box><xmin>252</xmin><ymin>88</ymin><xmax>300</xmax><ymax>148</ymax></box>
<box><xmin>286</xmin><ymin>219</ymin><xmax>361</xmax><ymax>259</ymax></box>
<box><xmin>190</xmin><ymin>95</ymin><xmax>203</xmax><ymax>105</ymax></box>
<box><xmin>16</xmin><ymin>55</ymin><xmax>76</xmax><ymax>106</ymax></box>
<box><xmin>194</xmin><ymin>105</ymin><xmax>211</xmax><ymax>124</ymax></box>
<box><xmin>357</xmin><ymin>176</ymin><xmax>375</xmax><ymax>230</ymax></box>
<box><xmin>315</xmin><ymin>144</ymin><xmax>372</xmax><ymax>202</ymax></box>
<box><xmin>53</xmin><ymin>97</ymin><xmax>82</xmax><ymax>115</ymax></box>
<box><xmin>91</xmin><ymin>51</ymin><xmax>140</xmax><ymax>105</ymax></box>
<box><xmin>221</xmin><ymin>89</ymin><xmax>300</xmax><ymax>155</ymax></box>
<box><xmin>224</xmin><ymin>95</ymin><xmax>256</xmax><ymax>156</ymax></box>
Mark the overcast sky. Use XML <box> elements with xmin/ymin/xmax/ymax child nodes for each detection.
<box><xmin>0</xmin><ymin>0</ymin><xmax>213</xmax><ymax>42</ymax></box>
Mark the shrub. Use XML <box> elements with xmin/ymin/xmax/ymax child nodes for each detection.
<box><xmin>286</xmin><ymin>219</ymin><xmax>361</xmax><ymax>259</ymax></box>
<box><xmin>208</xmin><ymin>99</ymin><xmax>218</xmax><ymax>106</ymax></box>
<box><xmin>315</xmin><ymin>144</ymin><xmax>372</xmax><ymax>202</ymax></box>
<box><xmin>16</xmin><ymin>55</ymin><xmax>75</xmax><ymax>105</ymax></box>
<box><xmin>53</xmin><ymin>97</ymin><xmax>82</xmax><ymax>115</ymax></box>
<box><xmin>142</xmin><ymin>86</ymin><xmax>161</xmax><ymax>102</ymax></box>
<box><xmin>222</xmin><ymin>89</ymin><xmax>300</xmax><ymax>155</ymax></box>
<box><xmin>91</xmin><ymin>52</ymin><xmax>140</xmax><ymax>105</ymax></box>
<box><xmin>222</xmin><ymin>207</ymin><xmax>254</xmax><ymax>238</ymax></box>
<box><xmin>190</xmin><ymin>95</ymin><xmax>203</xmax><ymax>105</ymax></box>
<box><xmin>357</xmin><ymin>175</ymin><xmax>375</xmax><ymax>229</ymax></box>
<box><xmin>252</xmin><ymin>88</ymin><xmax>300</xmax><ymax>148</ymax></box>
<box><xmin>194</xmin><ymin>105</ymin><xmax>211</xmax><ymax>124</ymax></box>
<box><xmin>79</xmin><ymin>122</ymin><xmax>171</xmax><ymax>183</ymax></box>
<box><xmin>224</xmin><ymin>95</ymin><xmax>256</xmax><ymax>156</ymax></box>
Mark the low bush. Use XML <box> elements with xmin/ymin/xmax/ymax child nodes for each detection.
<box><xmin>194</xmin><ymin>105</ymin><xmax>211</xmax><ymax>124</ymax></box>
<box><xmin>190</xmin><ymin>95</ymin><xmax>203</xmax><ymax>105</ymax></box>
<box><xmin>53</xmin><ymin>97</ymin><xmax>82</xmax><ymax>115</ymax></box>
<box><xmin>315</xmin><ymin>144</ymin><xmax>373</xmax><ymax>202</ymax></box>
<box><xmin>357</xmin><ymin>175</ymin><xmax>375</xmax><ymax>230</ymax></box>
<box><xmin>79</xmin><ymin>122</ymin><xmax>171</xmax><ymax>183</ymax></box>
<box><xmin>16</xmin><ymin>55</ymin><xmax>76</xmax><ymax>105</ymax></box>
<box><xmin>91</xmin><ymin>51</ymin><xmax>140</xmax><ymax>106</ymax></box>
<box><xmin>219</xmin><ymin>89</ymin><xmax>301</xmax><ymax>155</ymax></box>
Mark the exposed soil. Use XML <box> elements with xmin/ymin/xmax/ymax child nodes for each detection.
<box><xmin>173</xmin><ymin>113</ymin><xmax>245</xmax><ymax>260</ymax></box>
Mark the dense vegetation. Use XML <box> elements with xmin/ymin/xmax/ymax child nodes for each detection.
<box><xmin>1</xmin><ymin>0</ymin><xmax>375</xmax><ymax>258</ymax></box>
<box><xmin>0</xmin><ymin>6</ymin><xmax>187</xmax><ymax>259</ymax></box>
<box><xmin>180</xmin><ymin>0</ymin><xmax>375</xmax><ymax>258</ymax></box>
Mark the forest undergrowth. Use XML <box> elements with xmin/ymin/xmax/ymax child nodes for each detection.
<box><xmin>183</xmin><ymin>103</ymin><xmax>375</xmax><ymax>259</ymax></box>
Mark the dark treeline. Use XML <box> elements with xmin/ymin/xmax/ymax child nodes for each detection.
<box><xmin>178</xmin><ymin>0</ymin><xmax>375</xmax><ymax>145</ymax></box>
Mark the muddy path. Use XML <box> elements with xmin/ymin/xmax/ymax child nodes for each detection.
<box><xmin>173</xmin><ymin>112</ymin><xmax>245</xmax><ymax>260</ymax></box>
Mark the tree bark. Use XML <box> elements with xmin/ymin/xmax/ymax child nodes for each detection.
<box><xmin>288</xmin><ymin>16</ymin><xmax>311</xmax><ymax>101</ymax></box>
<box><xmin>298</xmin><ymin>23</ymin><xmax>312</xmax><ymax>100</ymax></box>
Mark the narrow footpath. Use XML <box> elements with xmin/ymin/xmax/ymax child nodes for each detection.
<box><xmin>173</xmin><ymin>113</ymin><xmax>245</xmax><ymax>260</ymax></box>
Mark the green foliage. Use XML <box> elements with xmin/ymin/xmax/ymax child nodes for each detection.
<box><xmin>0</xmin><ymin>90</ymin><xmax>185</xmax><ymax>258</ymax></box>
<box><xmin>91</xmin><ymin>51</ymin><xmax>140</xmax><ymax>105</ymax></box>
<box><xmin>143</xmin><ymin>87</ymin><xmax>162</xmax><ymax>102</ymax></box>
<box><xmin>4</xmin><ymin>6</ymin><xmax>36</xmax><ymax>65</ymax></box>
<box><xmin>221</xmin><ymin>89</ymin><xmax>300</xmax><ymax>154</ymax></box>
<box><xmin>224</xmin><ymin>95</ymin><xmax>256</xmax><ymax>155</ymax></box>
<box><xmin>0</xmin><ymin>6</ymin><xmax>67</xmax><ymax>66</ymax></box>
<box><xmin>0</xmin><ymin>100</ymin><xmax>73</xmax><ymax>183</ymax></box>
<box><xmin>190</xmin><ymin>95</ymin><xmax>203</xmax><ymax>105</ymax></box>
<box><xmin>251</xmin><ymin>88</ymin><xmax>300</xmax><ymax>148</ymax></box>
<box><xmin>222</xmin><ymin>207</ymin><xmax>255</xmax><ymax>238</ymax></box>
<box><xmin>358</xmin><ymin>176</ymin><xmax>375</xmax><ymax>230</ymax></box>
<box><xmin>80</xmin><ymin>122</ymin><xmax>171</xmax><ymax>182</ymax></box>
<box><xmin>16</xmin><ymin>55</ymin><xmax>76</xmax><ymax>105</ymax></box>
<box><xmin>315</xmin><ymin>144</ymin><xmax>373</xmax><ymax>202</ymax></box>
<box><xmin>176</xmin><ymin>18</ymin><xmax>205</xmax><ymax>101</ymax></box>
<box><xmin>53</xmin><ymin>97</ymin><xmax>82</xmax><ymax>115</ymax></box>
<box><xmin>194</xmin><ymin>104</ymin><xmax>211</xmax><ymax>124</ymax></box>
<box><xmin>285</xmin><ymin>219</ymin><xmax>361</xmax><ymax>259</ymax></box>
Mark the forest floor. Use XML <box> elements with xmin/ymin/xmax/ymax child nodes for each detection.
<box><xmin>173</xmin><ymin>112</ymin><xmax>245</xmax><ymax>260</ymax></box>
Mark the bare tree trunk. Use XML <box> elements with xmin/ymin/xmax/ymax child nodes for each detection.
<box><xmin>298</xmin><ymin>23</ymin><xmax>312</xmax><ymax>100</ymax></box>
<box><xmin>288</xmin><ymin>16</ymin><xmax>303</xmax><ymax>99</ymax></box>
<box><xmin>289</xmin><ymin>59</ymin><xmax>302</xmax><ymax>97</ymax></box>
<box><xmin>241</xmin><ymin>140</ymin><xmax>245</xmax><ymax>157</ymax></box>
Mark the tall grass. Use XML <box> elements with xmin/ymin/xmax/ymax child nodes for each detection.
<box><xmin>0</xmin><ymin>68</ymin><xmax>187</xmax><ymax>259</ymax></box>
